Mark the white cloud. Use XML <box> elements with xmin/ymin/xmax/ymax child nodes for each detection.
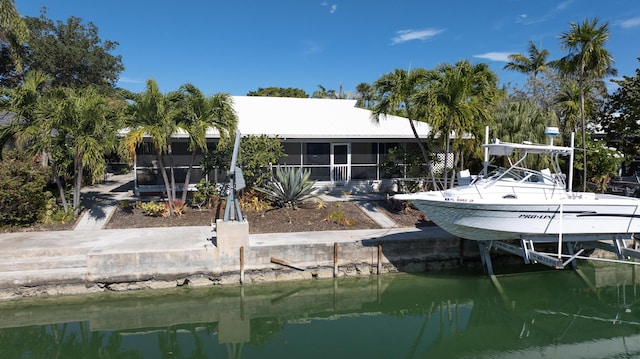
<box><xmin>320</xmin><ymin>2</ymin><xmax>337</xmax><ymax>14</ymax></box>
<box><xmin>556</xmin><ymin>0</ymin><xmax>573</xmax><ymax>11</ymax></box>
<box><xmin>620</xmin><ymin>17</ymin><xmax>640</xmax><ymax>29</ymax></box>
<box><xmin>118</xmin><ymin>77</ymin><xmax>144</xmax><ymax>84</ymax></box>
<box><xmin>302</xmin><ymin>40</ymin><xmax>322</xmax><ymax>55</ymax></box>
<box><xmin>473</xmin><ymin>52</ymin><xmax>512</xmax><ymax>62</ymax></box>
<box><xmin>391</xmin><ymin>28</ymin><xmax>444</xmax><ymax>44</ymax></box>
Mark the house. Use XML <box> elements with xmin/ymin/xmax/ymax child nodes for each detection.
<box><xmin>133</xmin><ymin>96</ymin><xmax>433</xmax><ymax>195</ymax></box>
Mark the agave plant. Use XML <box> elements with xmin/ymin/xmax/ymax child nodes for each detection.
<box><xmin>256</xmin><ymin>166</ymin><xmax>316</xmax><ymax>208</ymax></box>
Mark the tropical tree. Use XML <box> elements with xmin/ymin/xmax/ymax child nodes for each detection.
<box><xmin>371</xmin><ymin>68</ymin><xmax>438</xmax><ymax>189</ymax></box>
<box><xmin>601</xmin><ymin>58</ymin><xmax>640</xmax><ymax>158</ymax></box>
<box><xmin>504</xmin><ymin>41</ymin><xmax>551</xmax><ymax>99</ymax></box>
<box><xmin>416</xmin><ymin>61</ymin><xmax>501</xmax><ymax>188</ymax></box>
<box><xmin>557</xmin><ymin>17</ymin><xmax>616</xmax><ymax>190</ymax></box>
<box><xmin>122</xmin><ymin>79</ymin><xmax>180</xmax><ymax>215</ymax></box>
<box><xmin>0</xmin><ymin>70</ymin><xmax>73</xmax><ymax>211</ymax></box>
<box><xmin>246</xmin><ymin>87</ymin><xmax>308</xmax><ymax>98</ymax></box>
<box><xmin>0</xmin><ymin>0</ymin><xmax>29</xmax><ymax>84</ymax></box>
<box><xmin>355</xmin><ymin>82</ymin><xmax>375</xmax><ymax>109</ymax></box>
<box><xmin>40</xmin><ymin>86</ymin><xmax>120</xmax><ymax>215</ymax></box>
<box><xmin>493</xmin><ymin>98</ymin><xmax>558</xmax><ymax>169</ymax></box>
<box><xmin>23</xmin><ymin>12</ymin><xmax>124</xmax><ymax>90</ymax></box>
<box><xmin>311</xmin><ymin>84</ymin><xmax>349</xmax><ymax>99</ymax></box>
<box><xmin>0</xmin><ymin>70</ymin><xmax>47</xmax><ymax>157</ymax></box>
<box><xmin>175</xmin><ymin>84</ymin><xmax>237</xmax><ymax>202</ymax></box>
<box><xmin>1</xmin><ymin>75</ymin><xmax>120</xmax><ymax>215</ymax></box>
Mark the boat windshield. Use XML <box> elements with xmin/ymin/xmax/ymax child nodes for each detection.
<box><xmin>487</xmin><ymin>166</ymin><xmax>539</xmax><ymax>181</ymax></box>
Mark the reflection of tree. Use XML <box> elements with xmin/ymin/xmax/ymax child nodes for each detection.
<box><xmin>0</xmin><ymin>322</ymin><xmax>132</xmax><ymax>359</ymax></box>
<box><xmin>158</xmin><ymin>324</ymin><xmax>219</xmax><ymax>359</ymax></box>
<box><xmin>248</xmin><ymin>317</ymin><xmax>286</xmax><ymax>345</ymax></box>
<box><xmin>226</xmin><ymin>343</ymin><xmax>243</xmax><ymax>359</ymax></box>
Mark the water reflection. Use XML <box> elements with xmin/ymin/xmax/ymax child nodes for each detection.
<box><xmin>1</xmin><ymin>263</ymin><xmax>640</xmax><ymax>358</ymax></box>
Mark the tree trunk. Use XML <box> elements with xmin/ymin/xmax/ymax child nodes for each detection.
<box><xmin>50</xmin><ymin>159</ymin><xmax>69</xmax><ymax>212</ymax></box>
<box><xmin>167</xmin><ymin>144</ymin><xmax>177</xmax><ymax>201</ymax></box>
<box><xmin>579</xmin><ymin>75</ymin><xmax>587</xmax><ymax>191</ymax></box>
<box><xmin>181</xmin><ymin>150</ymin><xmax>198</xmax><ymax>203</ymax></box>
<box><xmin>407</xmin><ymin>120</ymin><xmax>439</xmax><ymax>190</ymax></box>
<box><xmin>157</xmin><ymin>153</ymin><xmax>175</xmax><ymax>216</ymax></box>
<box><xmin>73</xmin><ymin>152</ymin><xmax>83</xmax><ymax>216</ymax></box>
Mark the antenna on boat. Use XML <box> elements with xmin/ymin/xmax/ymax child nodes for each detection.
<box><xmin>483</xmin><ymin>126</ymin><xmax>489</xmax><ymax>177</ymax></box>
<box><xmin>545</xmin><ymin>127</ymin><xmax>559</xmax><ymax>146</ymax></box>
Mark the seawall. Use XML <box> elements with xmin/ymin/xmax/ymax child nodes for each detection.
<box><xmin>0</xmin><ymin>226</ymin><xmax>489</xmax><ymax>300</ymax></box>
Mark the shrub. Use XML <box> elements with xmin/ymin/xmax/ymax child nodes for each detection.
<box><xmin>0</xmin><ymin>156</ymin><xmax>49</xmax><ymax>226</ymax></box>
<box><xmin>192</xmin><ymin>179</ymin><xmax>222</xmax><ymax>210</ymax></box>
<box><xmin>240</xmin><ymin>193</ymin><xmax>272</xmax><ymax>212</ymax></box>
<box><xmin>140</xmin><ymin>201</ymin><xmax>168</xmax><ymax>217</ymax></box>
<box><xmin>256</xmin><ymin>166</ymin><xmax>316</xmax><ymax>208</ymax></box>
<box><xmin>169</xmin><ymin>199</ymin><xmax>187</xmax><ymax>216</ymax></box>
<box><xmin>325</xmin><ymin>210</ymin><xmax>357</xmax><ymax>226</ymax></box>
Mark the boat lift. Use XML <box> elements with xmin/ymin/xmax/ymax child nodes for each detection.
<box><xmin>478</xmin><ymin>234</ymin><xmax>640</xmax><ymax>276</ymax></box>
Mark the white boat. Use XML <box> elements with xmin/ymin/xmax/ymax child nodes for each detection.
<box><xmin>395</xmin><ymin>128</ymin><xmax>640</xmax><ymax>242</ymax></box>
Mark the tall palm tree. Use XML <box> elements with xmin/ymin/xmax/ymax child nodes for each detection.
<box><xmin>0</xmin><ymin>0</ymin><xmax>29</xmax><ymax>75</ymax></box>
<box><xmin>417</xmin><ymin>61</ymin><xmax>501</xmax><ymax>188</ymax></box>
<box><xmin>175</xmin><ymin>84</ymin><xmax>237</xmax><ymax>202</ymax></box>
<box><xmin>493</xmin><ymin>98</ymin><xmax>558</xmax><ymax>169</ymax></box>
<box><xmin>122</xmin><ymin>79</ymin><xmax>180</xmax><ymax>215</ymax></box>
<box><xmin>355</xmin><ymin>82</ymin><xmax>374</xmax><ymax>109</ymax></box>
<box><xmin>557</xmin><ymin>17</ymin><xmax>616</xmax><ymax>190</ymax></box>
<box><xmin>0</xmin><ymin>71</ymin><xmax>73</xmax><ymax>211</ymax></box>
<box><xmin>371</xmin><ymin>68</ymin><xmax>438</xmax><ymax>189</ymax></box>
<box><xmin>504</xmin><ymin>40</ymin><xmax>550</xmax><ymax>98</ymax></box>
<box><xmin>41</xmin><ymin>87</ymin><xmax>118</xmax><ymax>215</ymax></box>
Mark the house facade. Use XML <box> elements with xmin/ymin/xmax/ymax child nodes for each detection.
<box><xmin>133</xmin><ymin>96</ymin><xmax>433</xmax><ymax>195</ymax></box>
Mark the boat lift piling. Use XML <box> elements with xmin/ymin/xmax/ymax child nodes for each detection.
<box><xmin>478</xmin><ymin>234</ymin><xmax>640</xmax><ymax>277</ymax></box>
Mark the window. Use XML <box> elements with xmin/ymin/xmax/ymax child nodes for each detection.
<box><xmin>303</xmin><ymin>143</ymin><xmax>330</xmax><ymax>165</ymax></box>
<box><xmin>279</xmin><ymin>142</ymin><xmax>301</xmax><ymax>165</ymax></box>
<box><xmin>351</xmin><ymin>142</ymin><xmax>377</xmax><ymax>164</ymax></box>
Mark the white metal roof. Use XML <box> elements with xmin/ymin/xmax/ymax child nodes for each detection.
<box><xmin>209</xmin><ymin>96</ymin><xmax>431</xmax><ymax>140</ymax></box>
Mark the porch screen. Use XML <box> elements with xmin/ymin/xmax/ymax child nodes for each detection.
<box><xmin>303</xmin><ymin>143</ymin><xmax>330</xmax><ymax>181</ymax></box>
<box><xmin>351</xmin><ymin>142</ymin><xmax>378</xmax><ymax>180</ymax></box>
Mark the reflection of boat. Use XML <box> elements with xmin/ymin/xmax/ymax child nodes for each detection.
<box><xmin>395</xmin><ymin>128</ymin><xmax>640</xmax><ymax>242</ymax></box>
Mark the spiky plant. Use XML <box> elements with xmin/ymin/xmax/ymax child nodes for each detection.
<box><xmin>256</xmin><ymin>166</ymin><xmax>316</xmax><ymax>208</ymax></box>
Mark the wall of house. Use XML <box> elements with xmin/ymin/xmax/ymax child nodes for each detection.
<box><xmin>134</xmin><ymin>137</ymin><xmax>428</xmax><ymax>195</ymax></box>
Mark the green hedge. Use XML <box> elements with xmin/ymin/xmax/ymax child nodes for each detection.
<box><xmin>0</xmin><ymin>157</ymin><xmax>49</xmax><ymax>226</ymax></box>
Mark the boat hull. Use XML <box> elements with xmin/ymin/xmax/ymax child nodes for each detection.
<box><xmin>397</xmin><ymin>192</ymin><xmax>640</xmax><ymax>241</ymax></box>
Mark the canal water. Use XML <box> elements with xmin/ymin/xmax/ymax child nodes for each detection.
<box><xmin>1</xmin><ymin>263</ymin><xmax>640</xmax><ymax>358</ymax></box>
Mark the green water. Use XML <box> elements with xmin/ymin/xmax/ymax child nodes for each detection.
<box><xmin>1</xmin><ymin>264</ymin><xmax>640</xmax><ymax>358</ymax></box>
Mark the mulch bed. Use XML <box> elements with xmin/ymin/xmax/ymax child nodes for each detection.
<box><xmin>104</xmin><ymin>199</ymin><xmax>432</xmax><ymax>234</ymax></box>
<box><xmin>1</xmin><ymin>199</ymin><xmax>432</xmax><ymax>234</ymax></box>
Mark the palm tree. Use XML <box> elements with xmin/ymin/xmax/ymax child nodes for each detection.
<box><xmin>417</xmin><ymin>61</ymin><xmax>501</xmax><ymax>188</ymax></box>
<box><xmin>557</xmin><ymin>17</ymin><xmax>616</xmax><ymax>190</ymax></box>
<box><xmin>122</xmin><ymin>79</ymin><xmax>180</xmax><ymax>215</ymax></box>
<box><xmin>355</xmin><ymin>82</ymin><xmax>375</xmax><ymax>109</ymax></box>
<box><xmin>41</xmin><ymin>87</ymin><xmax>119</xmax><ymax>215</ymax></box>
<box><xmin>175</xmin><ymin>84</ymin><xmax>237</xmax><ymax>202</ymax></box>
<box><xmin>504</xmin><ymin>40</ymin><xmax>551</xmax><ymax>98</ymax></box>
<box><xmin>494</xmin><ymin>98</ymin><xmax>558</xmax><ymax>169</ymax></box>
<box><xmin>371</xmin><ymin>68</ymin><xmax>439</xmax><ymax>189</ymax></box>
<box><xmin>0</xmin><ymin>0</ymin><xmax>29</xmax><ymax>75</ymax></box>
<box><xmin>0</xmin><ymin>71</ymin><xmax>73</xmax><ymax>211</ymax></box>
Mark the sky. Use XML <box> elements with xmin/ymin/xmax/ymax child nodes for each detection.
<box><xmin>16</xmin><ymin>0</ymin><xmax>640</xmax><ymax>97</ymax></box>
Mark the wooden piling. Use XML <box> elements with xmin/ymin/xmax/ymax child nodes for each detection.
<box><xmin>377</xmin><ymin>243</ymin><xmax>382</xmax><ymax>274</ymax></box>
<box><xmin>240</xmin><ymin>246</ymin><xmax>245</xmax><ymax>284</ymax></box>
<box><xmin>333</xmin><ymin>242</ymin><xmax>338</xmax><ymax>277</ymax></box>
